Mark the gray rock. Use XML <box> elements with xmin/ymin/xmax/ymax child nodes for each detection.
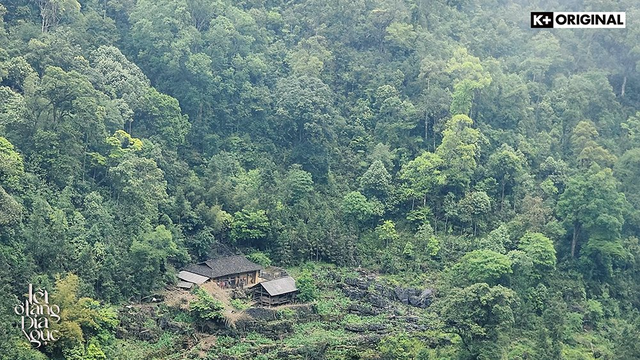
<box><xmin>342</xmin><ymin>287</ymin><xmax>367</xmax><ymax>300</ymax></box>
<box><xmin>368</xmin><ymin>294</ymin><xmax>389</xmax><ymax>308</ymax></box>
<box><xmin>348</xmin><ymin>303</ymin><xmax>381</xmax><ymax>316</ymax></box>
<box><xmin>418</xmin><ymin>288</ymin><xmax>434</xmax><ymax>308</ymax></box>
<box><xmin>394</xmin><ymin>287</ymin><xmax>410</xmax><ymax>304</ymax></box>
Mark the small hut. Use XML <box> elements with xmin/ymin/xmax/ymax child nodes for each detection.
<box><xmin>253</xmin><ymin>276</ymin><xmax>298</xmax><ymax>306</ymax></box>
<box><xmin>179</xmin><ymin>255</ymin><xmax>262</xmax><ymax>289</ymax></box>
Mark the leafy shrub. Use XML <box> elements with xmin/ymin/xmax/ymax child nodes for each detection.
<box><xmin>230</xmin><ymin>299</ymin><xmax>250</xmax><ymax>311</ymax></box>
<box><xmin>277</xmin><ymin>308</ymin><xmax>296</xmax><ymax>319</ymax></box>
<box><xmin>247</xmin><ymin>251</ymin><xmax>272</xmax><ymax>267</ymax></box>
<box><xmin>450</xmin><ymin>249</ymin><xmax>512</xmax><ymax>286</ymax></box>
<box><xmin>378</xmin><ymin>334</ymin><xmax>427</xmax><ymax>360</ymax></box>
<box><xmin>584</xmin><ymin>299</ymin><xmax>604</xmax><ymax>328</ymax></box>
<box><xmin>190</xmin><ymin>288</ymin><xmax>224</xmax><ymax>322</ymax></box>
<box><xmin>296</xmin><ymin>273</ymin><xmax>318</xmax><ymax>302</ymax></box>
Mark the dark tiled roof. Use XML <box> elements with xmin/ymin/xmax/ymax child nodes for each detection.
<box><xmin>184</xmin><ymin>256</ymin><xmax>262</xmax><ymax>279</ymax></box>
<box><xmin>258</xmin><ymin>276</ymin><xmax>297</xmax><ymax>296</ymax></box>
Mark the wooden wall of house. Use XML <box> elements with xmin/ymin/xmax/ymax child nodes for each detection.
<box><xmin>253</xmin><ymin>286</ymin><xmax>297</xmax><ymax>307</ymax></box>
<box><xmin>213</xmin><ymin>271</ymin><xmax>259</xmax><ymax>289</ymax></box>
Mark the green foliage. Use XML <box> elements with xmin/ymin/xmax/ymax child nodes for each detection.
<box><xmin>400</xmin><ymin>151</ymin><xmax>444</xmax><ymax>208</ymax></box>
<box><xmin>85</xmin><ymin>338</ymin><xmax>107</xmax><ymax>360</ymax></box>
<box><xmin>247</xmin><ymin>251</ymin><xmax>272</xmax><ymax>268</ymax></box>
<box><xmin>0</xmin><ymin>136</ymin><xmax>24</xmax><ymax>190</ymax></box>
<box><xmin>47</xmin><ymin>274</ymin><xmax>119</xmax><ymax>357</ymax></box>
<box><xmin>557</xmin><ymin>165</ymin><xmax>627</xmax><ymax>258</ymax></box>
<box><xmin>436</xmin><ymin>115</ymin><xmax>485</xmax><ymax>191</ymax></box>
<box><xmin>0</xmin><ymin>0</ymin><xmax>639</xmax><ymax>357</ymax></box>
<box><xmin>446</xmin><ymin>47</ymin><xmax>491</xmax><ymax>115</ymax></box>
<box><xmin>458</xmin><ymin>191</ymin><xmax>492</xmax><ymax>236</ymax></box>
<box><xmin>426</xmin><ymin>236</ymin><xmax>441</xmax><ymax>257</ymax></box>
<box><xmin>128</xmin><ymin>225</ymin><xmax>186</xmax><ymax>296</ymax></box>
<box><xmin>402</xmin><ymin>241</ymin><xmax>415</xmax><ymax>259</ymax></box>
<box><xmin>231</xmin><ymin>209</ymin><xmax>269</xmax><ymax>246</ymax></box>
<box><xmin>190</xmin><ymin>287</ymin><xmax>224</xmax><ymax>322</ymax></box>
<box><xmin>341</xmin><ymin>191</ymin><xmax>381</xmax><ymax>225</ymax></box>
<box><xmin>571</xmin><ymin>121</ymin><xmax>616</xmax><ymax>168</ymax></box>
<box><xmin>375</xmin><ymin>220</ymin><xmax>400</xmax><ymax>248</ymax></box>
<box><xmin>450</xmin><ymin>250</ymin><xmax>512</xmax><ymax>287</ymax></box>
<box><xmin>105</xmin><ymin>130</ymin><xmax>143</xmax><ymax>159</ymax></box>
<box><xmin>296</xmin><ymin>273</ymin><xmax>318</xmax><ymax>302</ymax></box>
<box><xmin>137</xmin><ymin>88</ymin><xmax>190</xmax><ymax>149</ymax></box>
<box><xmin>230</xmin><ymin>299</ymin><xmax>250</xmax><ymax>311</ymax></box>
<box><xmin>0</xmin><ymin>185</ymin><xmax>21</xmax><ymax>226</ymax></box>
<box><xmin>583</xmin><ymin>299</ymin><xmax>604</xmax><ymax>329</ymax></box>
<box><xmin>284</xmin><ymin>165</ymin><xmax>314</xmax><ymax>203</ymax></box>
<box><xmin>517</xmin><ymin>232</ymin><xmax>556</xmax><ymax>280</ymax></box>
<box><xmin>378</xmin><ymin>333</ymin><xmax>427</xmax><ymax>360</ymax></box>
<box><xmin>360</xmin><ymin>160</ymin><xmax>392</xmax><ymax>199</ymax></box>
<box><xmin>437</xmin><ymin>283</ymin><xmax>517</xmax><ymax>359</ymax></box>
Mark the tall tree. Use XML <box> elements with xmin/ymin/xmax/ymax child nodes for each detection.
<box><xmin>436</xmin><ymin>114</ymin><xmax>485</xmax><ymax>193</ymax></box>
<box><xmin>557</xmin><ymin>165</ymin><xmax>627</xmax><ymax>258</ymax></box>
<box><xmin>487</xmin><ymin>143</ymin><xmax>526</xmax><ymax>211</ymax></box>
<box><xmin>399</xmin><ymin>151</ymin><xmax>444</xmax><ymax>209</ymax></box>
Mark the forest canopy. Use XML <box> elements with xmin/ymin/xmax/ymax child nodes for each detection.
<box><xmin>0</xmin><ymin>0</ymin><xmax>639</xmax><ymax>358</ymax></box>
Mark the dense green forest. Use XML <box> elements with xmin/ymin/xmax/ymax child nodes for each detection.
<box><xmin>1</xmin><ymin>0</ymin><xmax>640</xmax><ymax>358</ymax></box>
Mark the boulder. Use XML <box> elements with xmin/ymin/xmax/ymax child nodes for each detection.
<box><xmin>418</xmin><ymin>288</ymin><xmax>434</xmax><ymax>308</ymax></box>
<box><xmin>394</xmin><ymin>287</ymin><xmax>411</xmax><ymax>304</ymax></box>
<box><xmin>368</xmin><ymin>293</ymin><xmax>389</xmax><ymax>308</ymax></box>
<box><xmin>347</xmin><ymin>303</ymin><xmax>381</xmax><ymax>316</ymax></box>
<box><xmin>342</xmin><ymin>287</ymin><xmax>367</xmax><ymax>300</ymax></box>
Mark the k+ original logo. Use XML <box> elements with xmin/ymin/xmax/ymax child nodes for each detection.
<box><xmin>531</xmin><ymin>12</ymin><xmax>626</xmax><ymax>28</ymax></box>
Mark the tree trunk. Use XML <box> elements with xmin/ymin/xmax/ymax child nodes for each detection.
<box><xmin>571</xmin><ymin>223</ymin><xmax>581</xmax><ymax>258</ymax></box>
<box><xmin>424</xmin><ymin>112</ymin><xmax>429</xmax><ymax>145</ymax></box>
<box><xmin>500</xmin><ymin>180</ymin><xmax>506</xmax><ymax>212</ymax></box>
<box><xmin>82</xmin><ymin>132</ymin><xmax>88</xmax><ymax>183</ymax></box>
<box><xmin>621</xmin><ymin>75</ymin><xmax>627</xmax><ymax>97</ymax></box>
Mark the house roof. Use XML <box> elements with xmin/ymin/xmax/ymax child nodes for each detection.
<box><xmin>178</xmin><ymin>270</ymin><xmax>209</xmax><ymax>285</ymax></box>
<box><xmin>258</xmin><ymin>276</ymin><xmax>297</xmax><ymax>296</ymax></box>
<box><xmin>184</xmin><ymin>255</ymin><xmax>262</xmax><ymax>279</ymax></box>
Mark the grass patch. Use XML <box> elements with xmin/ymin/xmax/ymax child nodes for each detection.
<box><xmin>341</xmin><ymin>313</ymin><xmax>388</xmax><ymax>326</ymax></box>
<box><xmin>230</xmin><ymin>298</ymin><xmax>251</xmax><ymax>311</ymax></box>
<box><xmin>284</xmin><ymin>321</ymin><xmax>354</xmax><ymax>348</ymax></box>
<box><xmin>315</xmin><ymin>290</ymin><xmax>352</xmax><ymax>317</ymax></box>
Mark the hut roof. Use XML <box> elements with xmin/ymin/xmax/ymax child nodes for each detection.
<box><xmin>178</xmin><ymin>271</ymin><xmax>209</xmax><ymax>285</ymax></box>
<box><xmin>258</xmin><ymin>276</ymin><xmax>297</xmax><ymax>296</ymax></box>
<box><xmin>184</xmin><ymin>256</ymin><xmax>262</xmax><ymax>279</ymax></box>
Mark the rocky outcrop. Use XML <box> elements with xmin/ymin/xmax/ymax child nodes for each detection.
<box><xmin>344</xmin><ymin>322</ymin><xmax>389</xmax><ymax>333</ymax></box>
<box><xmin>347</xmin><ymin>303</ymin><xmax>382</xmax><ymax>316</ymax></box>
<box><xmin>339</xmin><ymin>271</ymin><xmax>435</xmax><ymax>310</ymax></box>
<box><xmin>393</xmin><ymin>287</ymin><xmax>434</xmax><ymax>308</ymax></box>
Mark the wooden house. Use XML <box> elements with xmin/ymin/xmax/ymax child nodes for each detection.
<box><xmin>178</xmin><ymin>256</ymin><xmax>262</xmax><ymax>289</ymax></box>
<box><xmin>252</xmin><ymin>276</ymin><xmax>298</xmax><ymax>306</ymax></box>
